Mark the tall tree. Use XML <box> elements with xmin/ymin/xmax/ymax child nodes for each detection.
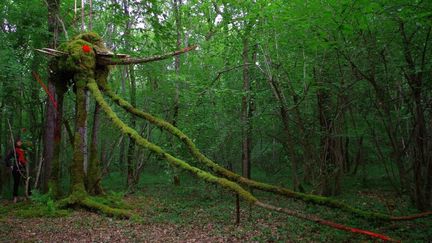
<box><xmin>43</xmin><ymin>0</ymin><xmax>61</xmax><ymax>194</ymax></box>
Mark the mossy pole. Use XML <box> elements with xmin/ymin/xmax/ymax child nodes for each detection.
<box><xmin>71</xmin><ymin>72</ymin><xmax>89</xmax><ymax>196</ymax></box>
<box><xmin>86</xmin><ymin>63</ymin><xmax>109</xmax><ymax>195</ymax></box>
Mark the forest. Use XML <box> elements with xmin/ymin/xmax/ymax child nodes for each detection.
<box><xmin>0</xmin><ymin>0</ymin><xmax>431</xmax><ymax>242</ymax></box>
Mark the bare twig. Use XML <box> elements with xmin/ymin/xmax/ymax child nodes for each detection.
<box><xmin>34</xmin><ymin>157</ymin><xmax>45</xmax><ymax>189</ymax></box>
<box><xmin>56</xmin><ymin>15</ymin><xmax>69</xmax><ymax>40</ymax></box>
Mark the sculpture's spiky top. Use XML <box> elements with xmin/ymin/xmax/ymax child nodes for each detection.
<box><xmin>51</xmin><ymin>32</ymin><xmax>110</xmax><ymax>90</ymax></box>
<box><xmin>57</xmin><ymin>32</ymin><xmax>108</xmax><ymax>73</ymax></box>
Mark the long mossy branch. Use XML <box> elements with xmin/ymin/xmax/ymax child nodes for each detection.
<box><xmin>102</xmin><ymin>84</ymin><xmax>432</xmax><ymax>222</ymax></box>
<box><xmin>102</xmin><ymin>85</ymin><xmax>384</xmax><ymax>218</ymax></box>
<box><xmin>87</xmin><ymin>80</ymin><xmax>398</xmax><ymax>242</ymax></box>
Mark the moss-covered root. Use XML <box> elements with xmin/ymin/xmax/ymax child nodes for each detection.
<box><xmin>57</xmin><ymin>189</ymin><xmax>133</xmax><ymax>219</ymax></box>
<box><xmin>87</xmin><ymin>80</ymin><xmax>257</xmax><ymax>204</ymax></box>
<box><xmin>81</xmin><ymin>198</ymin><xmax>133</xmax><ymax>219</ymax></box>
<box><xmin>101</xmin><ymin>85</ymin><xmax>396</xmax><ymax>221</ymax></box>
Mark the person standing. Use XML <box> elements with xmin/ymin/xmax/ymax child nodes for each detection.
<box><xmin>4</xmin><ymin>138</ymin><xmax>28</xmax><ymax>203</ymax></box>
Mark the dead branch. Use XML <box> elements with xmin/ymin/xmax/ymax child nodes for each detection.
<box><xmin>390</xmin><ymin>211</ymin><xmax>432</xmax><ymax>221</ymax></box>
<box><xmin>35</xmin><ymin>48</ymin><xmax>68</xmax><ymax>57</ymax></box>
<box><xmin>97</xmin><ymin>45</ymin><xmax>198</xmax><ymax>65</ymax></box>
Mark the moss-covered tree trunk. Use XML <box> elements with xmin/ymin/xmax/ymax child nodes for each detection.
<box><xmin>71</xmin><ymin>73</ymin><xmax>90</xmax><ymax>195</ymax></box>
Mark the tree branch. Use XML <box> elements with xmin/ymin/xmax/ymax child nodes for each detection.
<box><xmin>97</xmin><ymin>45</ymin><xmax>198</xmax><ymax>65</ymax></box>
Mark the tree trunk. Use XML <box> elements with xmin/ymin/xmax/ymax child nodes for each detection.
<box><xmin>86</xmin><ymin>102</ymin><xmax>104</xmax><ymax>195</ymax></box>
<box><xmin>0</xmin><ymin>86</ymin><xmax>3</xmax><ymax>194</ymax></box>
<box><xmin>260</xmin><ymin>47</ymin><xmax>300</xmax><ymax>190</ymax></box>
<box><xmin>241</xmin><ymin>36</ymin><xmax>252</xmax><ymax>180</ymax></box>
<box><xmin>126</xmin><ymin>66</ymin><xmax>137</xmax><ymax>190</ymax></box>
<box><xmin>42</xmin><ymin>0</ymin><xmax>61</xmax><ymax>193</ymax></box>
<box><xmin>49</xmin><ymin>86</ymin><xmax>65</xmax><ymax>196</ymax></box>
<box><xmin>171</xmin><ymin>0</ymin><xmax>183</xmax><ymax>186</ymax></box>
<box><xmin>118</xmin><ymin>67</ymin><xmax>127</xmax><ymax>170</ymax></box>
<box><xmin>121</xmin><ymin>0</ymin><xmax>139</xmax><ymax>191</ymax></box>
<box><xmin>314</xmin><ymin>67</ymin><xmax>343</xmax><ymax>196</ymax></box>
<box><xmin>70</xmin><ymin>73</ymin><xmax>89</xmax><ymax>194</ymax></box>
<box><xmin>399</xmin><ymin>21</ymin><xmax>431</xmax><ymax>210</ymax></box>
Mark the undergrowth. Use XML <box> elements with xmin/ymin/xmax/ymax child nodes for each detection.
<box><xmin>3</xmin><ymin>190</ymin><xmax>70</xmax><ymax>218</ymax></box>
<box><xmin>1</xmin><ymin>166</ymin><xmax>431</xmax><ymax>242</ymax></box>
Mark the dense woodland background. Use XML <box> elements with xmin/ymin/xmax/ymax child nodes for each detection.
<box><xmin>0</xmin><ymin>0</ymin><xmax>431</xmax><ymax>241</ymax></box>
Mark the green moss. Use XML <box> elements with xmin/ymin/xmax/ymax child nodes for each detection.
<box><xmin>57</xmin><ymin>187</ymin><xmax>87</xmax><ymax>208</ymax></box>
<box><xmin>57</xmin><ymin>190</ymin><xmax>133</xmax><ymax>219</ymax></box>
<box><xmin>48</xmin><ymin>180</ymin><xmax>60</xmax><ymax>199</ymax></box>
<box><xmin>72</xmin><ymin>32</ymin><xmax>104</xmax><ymax>45</ymax></box>
<box><xmin>81</xmin><ymin>197</ymin><xmax>133</xmax><ymax>219</ymax></box>
<box><xmin>56</xmin><ymin>32</ymin><xmax>109</xmax><ymax>82</ymax></box>
<box><xmin>58</xmin><ymin>39</ymin><xmax>95</xmax><ymax>73</ymax></box>
<box><xmin>95</xmin><ymin>65</ymin><xmax>110</xmax><ymax>88</ymax></box>
<box><xmin>92</xmin><ymin>192</ymin><xmax>131</xmax><ymax>209</ymax></box>
<box><xmin>13</xmin><ymin>204</ymin><xmax>70</xmax><ymax>218</ymax></box>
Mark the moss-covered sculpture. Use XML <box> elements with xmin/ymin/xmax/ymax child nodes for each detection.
<box><xmin>41</xmin><ymin>32</ymin><xmax>430</xmax><ymax>240</ymax></box>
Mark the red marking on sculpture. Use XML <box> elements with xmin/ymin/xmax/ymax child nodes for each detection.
<box><xmin>82</xmin><ymin>45</ymin><xmax>92</xmax><ymax>53</ymax></box>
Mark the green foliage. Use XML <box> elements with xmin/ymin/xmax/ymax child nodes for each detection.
<box><xmin>92</xmin><ymin>191</ymin><xmax>131</xmax><ymax>210</ymax></box>
<box><xmin>9</xmin><ymin>190</ymin><xmax>71</xmax><ymax>218</ymax></box>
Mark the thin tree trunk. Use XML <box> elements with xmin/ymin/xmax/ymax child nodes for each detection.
<box><xmin>173</xmin><ymin>0</ymin><xmax>182</xmax><ymax>128</ymax></box>
<box><xmin>259</xmin><ymin>46</ymin><xmax>300</xmax><ymax>190</ymax></box>
<box><xmin>344</xmin><ymin>51</ymin><xmax>408</xmax><ymax>192</ymax></box>
<box><xmin>121</xmin><ymin>0</ymin><xmax>139</xmax><ymax>191</ymax></box>
<box><xmin>399</xmin><ymin>21</ymin><xmax>431</xmax><ymax>210</ymax></box>
<box><xmin>87</xmin><ymin>102</ymin><xmax>104</xmax><ymax>195</ymax></box>
<box><xmin>241</xmin><ymin>36</ymin><xmax>252</xmax><ymax>180</ymax></box>
<box><xmin>171</xmin><ymin>0</ymin><xmax>183</xmax><ymax>186</ymax></box>
<box><xmin>127</xmin><ymin>66</ymin><xmax>137</xmax><ymax>190</ymax></box>
<box><xmin>0</xmin><ymin>86</ymin><xmax>3</xmax><ymax>194</ymax></box>
<box><xmin>314</xmin><ymin>66</ymin><xmax>343</xmax><ymax>196</ymax></box>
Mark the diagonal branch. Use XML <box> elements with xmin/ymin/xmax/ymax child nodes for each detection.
<box><xmin>102</xmin><ymin>83</ymin><xmax>432</xmax><ymax>222</ymax></box>
<box><xmin>97</xmin><ymin>45</ymin><xmax>198</xmax><ymax>65</ymax></box>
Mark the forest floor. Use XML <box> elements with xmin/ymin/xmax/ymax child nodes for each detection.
<box><xmin>1</xmin><ymin>172</ymin><xmax>431</xmax><ymax>242</ymax></box>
